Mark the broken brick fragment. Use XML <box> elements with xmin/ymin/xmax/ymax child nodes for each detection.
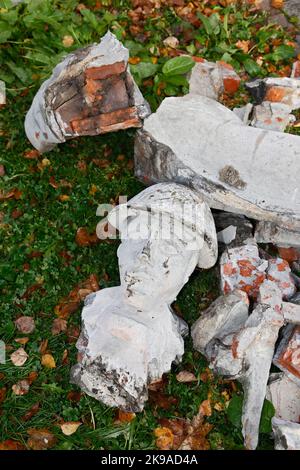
<box><xmin>85</xmin><ymin>61</ymin><xmax>126</xmax><ymax>80</ymax></box>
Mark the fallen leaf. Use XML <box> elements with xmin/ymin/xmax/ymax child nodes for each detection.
<box><xmin>114</xmin><ymin>410</ymin><xmax>136</xmax><ymax>424</ymax></box>
<box><xmin>0</xmin><ymin>164</ymin><xmax>5</xmax><ymax>176</ymax></box>
<box><xmin>235</xmin><ymin>40</ymin><xmax>250</xmax><ymax>53</ymax></box>
<box><xmin>89</xmin><ymin>184</ymin><xmax>98</xmax><ymax>196</ymax></box>
<box><xmin>75</xmin><ymin>227</ymin><xmax>99</xmax><ymax>247</ymax></box>
<box><xmin>214</xmin><ymin>402</ymin><xmax>224</xmax><ymax>412</ymax></box>
<box><xmin>15</xmin><ymin>316</ymin><xmax>35</xmax><ymax>334</ymax></box>
<box><xmin>66</xmin><ymin>325</ymin><xmax>80</xmax><ymax>343</ymax></box>
<box><xmin>148</xmin><ymin>375</ymin><xmax>168</xmax><ymax>392</ymax></box>
<box><xmin>92</xmin><ymin>158</ymin><xmax>111</xmax><ymax>169</ymax></box>
<box><xmin>21</xmin><ymin>283</ymin><xmax>45</xmax><ymax>300</ymax></box>
<box><xmin>271</xmin><ymin>0</ymin><xmax>284</xmax><ymax>8</ymax></box>
<box><xmin>27</xmin><ymin>371</ymin><xmax>38</xmax><ymax>385</ymax></box>
<box><xmin>59</xmin><ymin>194</ymin><xmax>70</xmax><ymax>202</ymax></box>
<box><xmin>23</xmin><ymin>149</ymin><xmax>40</xmax><ymax>159</ymax></box>
<box><xmin>60</xmin><ymin>421</ymin><xmax>82</xmax><ymax>436</ymax></box>
<box><xmin>51</xmin><ymin>318</ymin><xmax>67</xmax><ymax>335</ymax></box>
<box><xmin>61</xmin><ymin>349</ymin><xmax>69</xmax><ymax>364</ymax></box>
<box><xmin>149</xmin><ymin>390</ymin><xmax>178</xmax><ymax>410</ymax></box>
<box><xmin>27</xmin><ymin>428</ymin><xmax>57</xmax><ymax>450</ymax></box>
<box><xmin>158</xmin><ymin>418</ymin><xmax>189</xmax><ymax>448</ymax></box>
<box><xmin>0</xmin><ymin>439</ymin><xmax>26</xmax><ymax>450</ymax></box>
<box><xmin>10</xmin><ymin>347</ymin><xmax>28</xmax><ymax>366</ymax></box>
<box><xmin>15</xmin><ymin>337</ymin><xmax>30</xmax><ymax>345</ymax></box>
<box><xmin>0</xmin><ymin>387</ymin><xmax>6</xmax><ymax>404</ymax></box>
<box><xmin>0</xmin><ymin>188</ymin><xmax>22</xmax><ymax>201</ymax></box>
<box><xmin>39</xmin><ymin>339</ymin><xmax>48</xmax><ymax>355</ymax></box>
<box><xmin>41</xmin><ymin>353</ymin><xmax>56</xmax><ymax>369</ymax></box>
<box><xmin>54</xmin><ymin>274</ymin><xmax>99</xmax><ymax>319</ymax></box>
<box><xmin>154</xmin><ymin>427</ymin><xmax>174</xmax><ymax>450</ymax></box>
<box><xmin>199</xmin><ymin>399</ymin><xmax>212</xmax><ymax>417</ymax></box>
<box><xmin>12</xmin><ymin>209</ymin><xmax>23</xmax><ymax>219</ymax></box>
<box><xmin>176</xmin><ymin>371</ymin><xmax>197</xmax><ymax>383</ymax></box>
<box><xmin>67</xmin><ymin>391</ymin><xmax>82</xmax><ymax>402</ymax></box>
<box><xmin>12</xmin><ymin>379</ymin><xmax>30</xmax><ymax>396</ymax></box>
<box><xmin>22</xmin><ymin>402</ymin><xmax>40</xmax><ymax>422</ymax></box>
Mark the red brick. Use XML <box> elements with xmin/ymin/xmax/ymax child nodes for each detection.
<box><xmin>85</xmin><ymin>61</ymin><xmax>126</xmax><ymax>80</ymax></box>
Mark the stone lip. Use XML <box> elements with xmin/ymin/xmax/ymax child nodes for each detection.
<box><xmin>25</xmin><ymin>31</ymin><xmax>150</xmax><ymax>152</ymax></box>
<box><xmin>135</xmin><ymin>94</ymin><xmax>300</xmax><ymax>232</ymax></box>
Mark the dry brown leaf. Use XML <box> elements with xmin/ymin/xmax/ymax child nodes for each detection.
<box><xmin>12</xmin><ymin>209</ymin><xmax>23</xmax><ymax>219</ymax></box>
<box><xmin>176</xmin><ymin>371</ymin><xmax>197</xmax><ymax>383</ymax></box>
<box><xmin>39</xmin><ymin>339</ymin><xmax>48</xmax><ymax>355</ymax></box>
<box><xmin>199</xmin><ymin>398</ymin><xmax>212</xmax><ymax>417</ymax></box>
<box><xmin>12</xmin><ymin>379</ymin><xmax>30</xmax><ymax>396</ymax></box>
<box><xmin>10</xmin><ymin>347</ymin><xmax>28</xmax><ymax>366</ymax></box>
<box><xmin>0</xmin><ymin>188</ymin><xmax>22</xmax><ymax>201</ymax></box>
<box><xmin>51</xmin><ymin>318</ymin><xmax>67</xmax><ymax>335</ymax></box>
<box><xmin>27</xmin><ymin>371</ymin><xmax>38</xmax><ymax>385</ymax></box>
<box><xmin>114</xmin><ymin>410</ymin><xmax>136</xmax><ymax>424</ymax></box>
<box><xmin>67</xmin><ymin>391</ymin><xmax>82</xmax><ymax>402</ymax></box>
<box><xmin>154</xmin><ymin>427</ymin><xmax>174</xmax><ymax>450</ymax></box>
<box><xmin>66</xmin><ymin>325</ymin><xmax>80</xmax><ymax>344</ymax></box>
<box><xmin>22</xmin><ymin>402</ymin><xmax>40</xmax><ymax>422</ymax></box>
<box><xmin>15</xmin><ymin>316</ymin><xmax>35</xmax><ymax>334</ymax></box>
<box><xmin>149</xmin><ymin>390</ymin><xmax>178</xmax><ymax>410</ymax></box>
<box><xmin>158</xmin><ymin>418</ymin><xmax>189</xmax><ymax>448</ymax></box>
<box><xmin>75</xmin><ymin>227</ymin><xmax>99</xmax><ymax>247</ymax></box>
<box><xmin>0</xmin><ymin>439</ymin><xmax>26</xmax><ymax>450</ymax></box>
<box><xmin>0</xmin><ymin>164</ymin><xmax>5</xmax><ymax>176</ymax></box>
<box><xmin>41</xmin><ymin>353</ymin><xmax>56</xmax><ymax>369</ymax></box>
<box><xmin>27</xmin><ymin>428</ymin><xmax>57</xmax><ymax>450</ymax></box>
<box><xmin>60</xmin><ymin>421</ymin><xmax>82</xmax><ymax>436</ymax></box>
<box><xmin>54</xmin><ymin>274</ymin><xmax>99</xmax><ymax>319</ymax></box>
<box><xmin>0</xmin><ymin>387</ymin><xmax>6</xmax><ymax>404</ymax></box>
<box><xmin>61</xmin><ymin>349</ymin><xmax>69</xmax><ymax>365</ymax></box>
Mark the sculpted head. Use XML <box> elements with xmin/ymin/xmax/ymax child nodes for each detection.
<box><xmin>108</xmin><ymin>183</ymin><xmax>218</xmax><ymax>309</ymax></box>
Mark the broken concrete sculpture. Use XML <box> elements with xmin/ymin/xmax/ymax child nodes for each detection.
<box><xmin>25</xmin><ymin>31</ymin><xmax>150</xmax><ymax>152</ymax></box>
<box><xmin>191</xmin><ymin>290</ymin><xmax>249</xmax><ymax>355</ymax></box>
<box><xmin>220</xmin><ymin>240</ymin><xmax>268</xmax><ymax>298</ymax></box>
<box><xmin>245</xmin><ymin>77</ymin><xmax>300</xmax><ymax>132</ymax></box>
<box><xmin>267</xmin><ymin>373</ymin><xmax>300</xmax><ymax>423</ymax></box>
<box><xmin>192</xmin><ymin>279</ymin><xmax>285</xmax><ymax>450</ymax></box>
<box><xmin>255</xmin><ymin>221</ymin><xmax>300</xmax><ymax>248</ymax></box>
<box><xmin>188</xmin><ymin>59</ymin><xmax>240</xmax><ymax>99</ymax></box>
<box><xmin>272</xmin><ymin>417</ymin><xmax>300</xmax><ymax>450</ymax></box>
<box><xmin>214</xmin><ymin>211</ymin><xmax>253</xmax><ymax>250</ymax></box>
<box><xmin>71</xmin><ymin>183</ymin><xmax>217</xmax><ymax>411</ymax></box>
<box><xmin>273</xmin><ymin>324</ymin><xmax>300</xmax><ymax>387</ymax></box>
<box><xmin>134</xmin><ymin>94</ymin><xmax>300</xmax><ymax>232</ymax></box>
<box><xmin>267</xmin><ymin>258</ymin><xmax>296</xmax><ymax>300</ymax></box>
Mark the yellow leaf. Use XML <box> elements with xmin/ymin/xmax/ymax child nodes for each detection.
<box><xmin>62</xmin><ymin>35</ymin><xmax>74</xmax><ymax>48</ymax></box>
<box><xmin>41</xmin><ymin>353</ymin><xmax>56</xmax><ymax>369</ymax></box>
<box><xmin>60</xmin><ymin>421</ymin><xmax>81</xmax><ymax>436</ymax></box>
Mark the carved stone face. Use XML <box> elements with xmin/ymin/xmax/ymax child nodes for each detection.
<box><xmin>117</xmin><ymin>212</ymin><xmax>199</xmax><ymax>309</ymax></box>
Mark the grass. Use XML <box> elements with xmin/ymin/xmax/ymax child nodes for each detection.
<box><xmin>0</xmin><ymin>0</ymin><xmax>299</xmax><ymax>451</ymax></box>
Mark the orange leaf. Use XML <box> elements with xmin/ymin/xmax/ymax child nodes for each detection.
<box><xmin>154</xmin><ymin>427</ymin><xmax>174</xmax><ymax>450</ymax></box>
<box><xmin>75</xmin><ymin>227</ymin><xmax>99</xmax><ymax>247</ymax></box>
<box><xmin>51</xmin><ymin>318</ymin><xmax>67</xmax><ymax>335</ymax></box>
<box><xmin>0</xmin><ymin>439</ymin><xmax>26</xmax><ymax>450</ymax></box>
<box><xmin>22</xmin><ymin>402</ymin><xmax>40</xmax><ymax>422</ymax></box>
<box><xmin>199</xmin><ymin>398</ymin><xmax>212</xmax><ymax>417</ymax></box>
<box><xmin>24</xmin><ymin>149</ymin><xmax>40</xmax><ymax>159</ymax></box>
<box><xmin>41</xmin><ymin>353</ymin><xmax>56</xmax><ymax>369</ymax></box>
<box><xmin>0</xmin><ymin>188</ymin><xmax>22</xmax><ymax>201</ymax></box>
<box><xmin>115</xmin><ymin>409</ymin><xmax>136</xmax><ymax>423</ymax></box>
<box><xmin>0</xmin><ymin>387</ymin><xmax>6</xmax><ymax>404</ymax></box>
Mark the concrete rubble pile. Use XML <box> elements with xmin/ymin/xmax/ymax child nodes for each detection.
<box><xmin>25</xmin><ymin>32</ymin><xmax>300</xmax><ymax>450</ymax></box>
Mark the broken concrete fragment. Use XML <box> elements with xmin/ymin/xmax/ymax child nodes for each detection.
<box><xmin>71</xmin><ymin>183</ymin><xmax>217</xmax><ymax>411</ymax></box>
<box><xmin>191</xmin><ymin>290</ymin><xmax>249</xmax><ymax>355</ymax></box>
<box><xmin>208</xmin><ymin>290</ymin><xmax>284</xmax><ymax>450</ymax></box>
<box><xmin>267</xmin><ymin>373</ymin><xmax>300</xmax><ymax>422</ymax></box>
<box><xmin>255</xmin><ymin>221</ymin><xmax>300</xmax><ymax>248</ymax></box>
<box><xmin>233</xmin><ymin>103</ymin><xmax>253</xmax><ymax>124</ymax></box>
<box><xmin>134</xmin><ymin>94</ymin><xmax>300</xmax><ymax>231</ymax></box>
<box><xmin>264</xmin><ymin>77</ymin><xmax>300</xmax><ymax>110</ymax></box>
<box><xmin>267</xmin><ymin>258</ymin><xmax>296</xmax><ymax>300</ymax></box>
<box><xmin>250</xmin><ymin>102</ymin><xmax>295</xmax><ymax>132</ymax></box>
<box><xmin>220</xmin><ymin>241</ymin><xmax>268</xmax><ymax>298</ymax></box>
<box><xmin>188</xmin><ymin>60</ymin><xmax>240</xmax><ymax>99</ymax></box>
<box><xmin>282</xmin><ymin>302</ymin><xmax>300</xmax><ymax>324</ymax></box>
<box><xmin>272</xmin><ymin>417</ymin><xmax>300</xmax><ymax>450</ymax></box>
<box><xmin>273</xmin><ymin>324</ymin><xmax>300</xmax><ymax>387</ymax></box>
<box><xmin>25</xmin><ymin>32</ymin><xmax>150</xmax><ymax>152</ymax></box>
<box><xmin>213</xmin><ymin>212</ymin><xmax>253</xmax><ymax>249</ymax></box>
